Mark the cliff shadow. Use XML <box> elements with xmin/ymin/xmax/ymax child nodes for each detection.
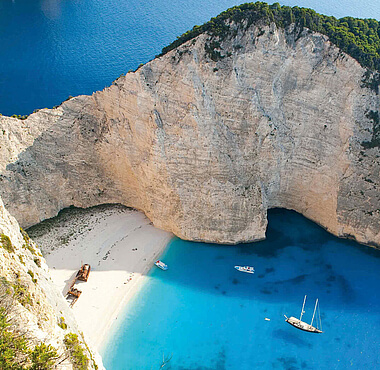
<box><xmin>149</xmin><ymin>208</ymin><xmax>380</xmax><ymax>314</ymax></box>
<box><xmin>27</xmin><ymin>205</ymin><xmax>380</xmax><ymax>315</ymax></box>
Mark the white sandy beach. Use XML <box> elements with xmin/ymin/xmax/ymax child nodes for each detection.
<box><xmin>29</xmin><ymin>205</ymin><xmax>172</xmax><ymax>351</ymax></box>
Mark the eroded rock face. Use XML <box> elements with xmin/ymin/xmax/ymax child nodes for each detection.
<box><xmin>0</xmin><ymin>195</ymin><xmax>102</xmax><ymax>369</ymax></box>
<box><xmin>0</xmin><ymin>23</ymin><xmax>379</xmax><ymax>245</ymax></box>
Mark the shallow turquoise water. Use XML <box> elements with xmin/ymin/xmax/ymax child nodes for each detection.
<box><xmin>102</xmin><ymin>209</ymin><xmax>380</xmax><ymax>369</ymax></box>
<box><xmin>1</xmin><ymin>0</ymin><xmax>380</xmax><ymax>116</ymax></box>
<box><xmin>3</xmin><ymin>1</ymin><xmax>380</xmax><ymax>368</ymax></box>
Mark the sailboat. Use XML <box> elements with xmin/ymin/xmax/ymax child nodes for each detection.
<box><xmin>284</xmin><ymin>295</ymin><xmax>323</xmax><ymax>333</ymax></box>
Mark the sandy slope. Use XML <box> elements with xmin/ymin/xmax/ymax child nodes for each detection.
<box><xmin>28</xmin><ymin>205</ymin><xmax>172</xmax><ymax>351</ymax></box>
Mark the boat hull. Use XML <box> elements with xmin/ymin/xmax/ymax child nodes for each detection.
<box><xmin>154</xmin><ymin>261</ymin><xmax>168</xmax><ymax>270</ymax></box>
<box><xmin>285</xmin><ymin>316</ymin><xmax>322</xmax><ymax>333</ymax></box>
<box><xmin>234</xmin><ymin>266</ymin><xmax>254</xmax><ymax>274</ymax></box>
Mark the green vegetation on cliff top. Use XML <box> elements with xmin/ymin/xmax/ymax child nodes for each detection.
<box><xmin>160</xmin><ymin>1</ymin><xmax>380</xmax><ymax>72</ymax></box>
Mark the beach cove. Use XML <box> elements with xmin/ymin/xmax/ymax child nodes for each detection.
<box><xmin>28</xmin><ymin>205</ymin><xmax>172</xmax><ymax>351</ymax></box>
<box><xmin>29</xmin><ymin>206</ymin><xmax>380</xmax><ymax>369</ymax></box>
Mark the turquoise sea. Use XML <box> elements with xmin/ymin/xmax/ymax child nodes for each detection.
<box><xmin>102</xmin><ymin>210</ymin><xmax>380</xmax><ymax>369</ymax></box>
<box><xmin>1</xmin><ymin>0</ymin><xmax>380</xmax><ymax>116</ymax></box>
<box><xmin>2</xmin><ymin>1</ymin><xmax>380</xmax><ymax>369</ymax></box>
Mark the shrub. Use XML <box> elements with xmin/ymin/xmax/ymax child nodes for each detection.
<box><xmin>1</xmin><ymin>234</ymin><xmax>14</xmax><ymax>253</ymax></box>
<box><xmin>30</xmin><ymin>343</ymin><xmax>58</xmax><ymax>370</ymax></box>
<box><xmin>33</xmin><ymin>258</ymin><xmax>41</xmax><ymax>268</ymax></box>
<box><xmin>25</xmin><ymin>244</ymin><xmax>36</xmax><ymax>255</ymax></box>
<box><xmin>10</xmin><ymin>114</ymin><xmax>28</xmax><ymax>120</ymax></box>
<box><xmin>64</xmin><ymin>333</ymin><xmax>89</xmax><ymax>370</ymax></box>
<box><xmin>0</xmin><ymin>281</ymin><xmax>59</xmax><ymax>369</ymax></box>
<box><xmin>20</xmin><ymin>228</ymin><xmax>30</xmax><ymax>244</ymax></box>
<box><xmin>27</xmin><ymin>270</ymin><xmax>37</xmax><ymax>284</ymax></box>
<box><xmin>20</xmin><ymin>229</ymin><xmax>37</xmax><ymax>255</ymax></box>
<box><xmin>58</xmin><ymin>316</ymin><xmax>67</xmax><ymax>330</ymax></box>
<box><xmin>25</xmin><ymin>244</ymin><xmax>34</xmax><ymax>254</ymax></box>
<box><xmin>0</xmin><ymin>308</ymin><xmax>29</xmax><ymax>369</ymax></box>
<box><xmin>12</xmin><ymin>280</ymin><xmax>32</xmax><ymax>307</ymax></box>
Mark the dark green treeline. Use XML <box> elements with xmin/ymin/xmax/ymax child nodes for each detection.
<box><xmin>160</xmin><ymin>2</ymin><xmax>380</xmax><ymax>73</ymax></box>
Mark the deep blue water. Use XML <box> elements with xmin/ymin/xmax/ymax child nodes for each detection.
<box><xmin>2</xmin><ymin>1</ymin><xmax>380</xmax><ymax>368</ymax></box>
<box><xmin>1</xmin><ymin>0</ymin><xmax>380</xmax><ymax>116</ymax></box>
<box><xmin>102</xmin><ymin>209</ymin><xmax>380</xmax><ymax>369</ymax></box>
<box><xmin>2</xmin><ymin>2</ymin><xmax>380</xmax><ymax>368</ymax></box>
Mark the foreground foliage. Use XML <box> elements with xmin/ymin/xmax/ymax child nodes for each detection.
<box><xmin>160</xmin><ymin>1</ymin><xmax>380</xmax><ymax>72</ymax></box>
<box><xmin>29</xmin><ymin>344</ymin><xmax>58</xmax><ymax>370</ymax></box>
<box><xmin>0</xmin><ymin>283</ymin><xmax>58</xmax><ymax>369</ymax></box>
<box><xmin>64</xmin><ymin>333</ymin><xmax>89</xmax><ymax>370</ymax></box>
<box><xmin>0</xmin><ymin>305</ymin><xmax>29</xmax><ymax>369</ymax></box>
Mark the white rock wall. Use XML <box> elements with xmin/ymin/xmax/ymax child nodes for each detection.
<box><xmin>0</xmin><ymin>23</ymin><xmax>379</xmax><ymax>246</ymax></box>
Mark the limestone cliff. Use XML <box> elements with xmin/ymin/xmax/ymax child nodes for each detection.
<box><xmin>0</xmin><ymin>22</ymin><xmax>379</xmax><ymax>246</ymax></box>
<box><xmin>0</xmin><ymin>195</ymin><xmax>102</xmax><ymax>369</ymax></box>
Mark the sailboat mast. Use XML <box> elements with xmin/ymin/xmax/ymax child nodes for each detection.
<box><xmin>311</xmin><ymin>298</ymin><xmax>318</xmax><ymax>326</ymax></box>
<box><xmin>300</xmin><ymin>295</ymin><xmax>307</xmax><ymax>321</ymax></box>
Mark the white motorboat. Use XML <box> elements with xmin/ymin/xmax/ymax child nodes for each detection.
<box><xmin>234</xmin><ymin>265</ymin><xmax>254</xmax><ymax>274</ymax></box>
<box><xmin>154</xmin><ymin>260</ymin><xmax>168</xmax><ymax>271</ymax></box>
